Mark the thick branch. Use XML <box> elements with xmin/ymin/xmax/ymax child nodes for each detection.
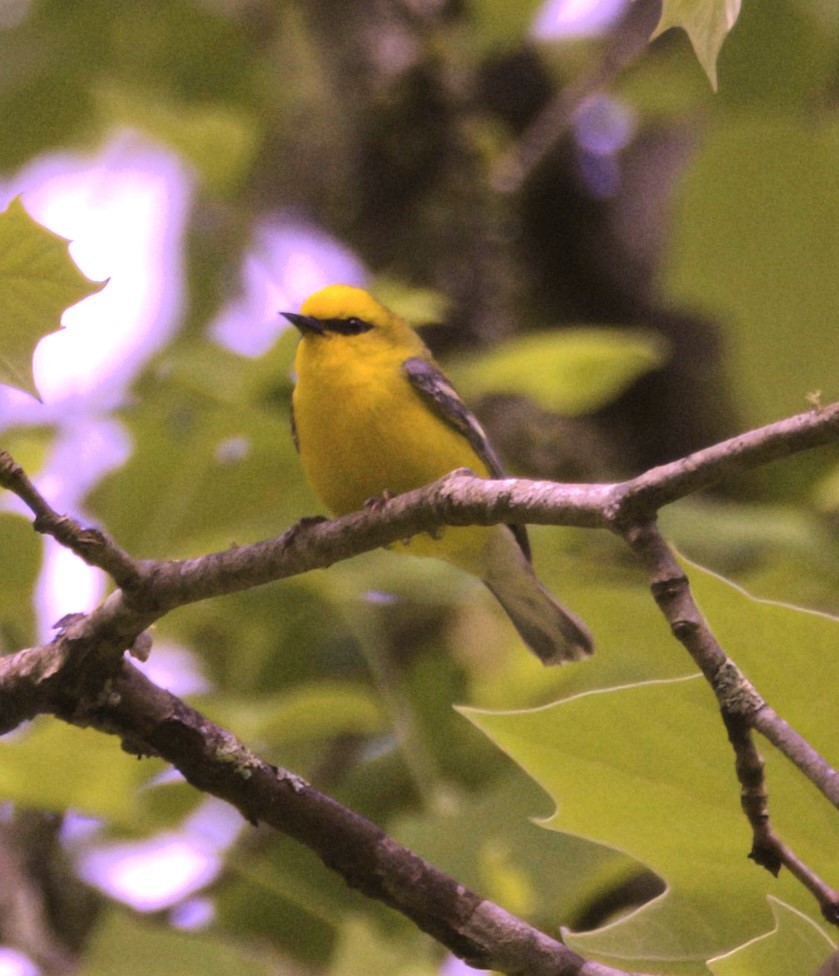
<box><xmin>2</xmin><ymin>405</ymin><xmax>835</xmax><ymax>619</ymax></box>
<box><xmin>82</xmin><ymin>661</ymin><xmax>648</xmax><ymax>976</ymax></box>
<box><xmin>607</xmin><ymin>401</ymin><xmax>839</xmax><ymax>524</ymax></box>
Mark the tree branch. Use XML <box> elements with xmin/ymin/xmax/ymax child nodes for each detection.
<box><xmin>0</xmin><ymin>402</ymin><xmax>837</xmax><ymax>967</ymax></box>
<box><xmin>622</xmin><ymin>518</ymin><xmax>839</xmax><ymax>922</ymax></box>
<box><xmin>71</xmin><ymin>658</ymin><xmax>655</xmax><ymax>976</ymax></box>
<box><xmin>0</xmin><ymin>450</ymin><xmax>141</xmax><ymax>588</ymax></box>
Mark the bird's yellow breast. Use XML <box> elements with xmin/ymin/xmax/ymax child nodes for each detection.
<box><xmin>293</xmin><ymin>334</ymin><xmax>489</xmax><ymax>518</ymax></box>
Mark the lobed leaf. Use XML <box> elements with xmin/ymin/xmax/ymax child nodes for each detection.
<box><xmin>652</xmin><ymin>0</ymin><xmax>742</xmax><ymax>90</ymax></box>
<box><xmin>465</xmin><ymin>561</ymin><xmax>839</xmax><ymax>972</ymax></box>
<box><xmin>0</xmin><ymin>196</ymin><xmax>105</xmax><ymax>398</ymax></box>
<box><xmin>707</xmin><ymin>898</ymin><xmax>835</xmax><ymax>975</ymax></box>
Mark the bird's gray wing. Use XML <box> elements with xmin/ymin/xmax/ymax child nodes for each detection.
<box><xmin>290</xmin><ymin>398</ymin><xmax>299</xmax><ymax>453</ymax></box>
<box><xmin>403</xmin><ymin>356</ymin><xmax>531</xmax><ymax>561</ymax></box>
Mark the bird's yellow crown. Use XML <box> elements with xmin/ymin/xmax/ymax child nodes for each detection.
<box><xmin>301</xmin><ymin>284</ymin><xmax>389</xmax><ymax>327</ymax></box>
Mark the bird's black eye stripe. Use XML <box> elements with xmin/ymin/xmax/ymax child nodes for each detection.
<box><xmin>323</xmin><ymin>316</ymin><xmax>374</xmax><ymax>335</ymax></box>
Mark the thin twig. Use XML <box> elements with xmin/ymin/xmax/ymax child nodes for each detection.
<box><xmin>723</xmin><ymin>712</ymin><xmax>839</xmax><ymax>923</ymax></box>
<box><xmin>0</xmin><ymin>450</ymin><xmax>141</xmax><ymax>588</ymax></box>
<box><xmin>623</xmin><ymin>518</ymin><xmax>839</xmax><ymax>922</ymax></box>
<box><xmin>491</xmin><ymin>0</ymin><xmax>662</xmax><ymax>193</ymax></box>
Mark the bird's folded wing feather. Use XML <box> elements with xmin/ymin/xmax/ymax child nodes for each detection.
<box><xmin>403</xmin><ymin>356</ymin><xmax>531</xmax><ymax>561</ymax></box>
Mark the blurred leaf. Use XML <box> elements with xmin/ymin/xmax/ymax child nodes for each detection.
<box><xmin>451</xmin><ymin>328</ymin><xmax>667</xmax><ymax>415</ymax></box>
<box><xmin>81</xmin><ymin>911</ymin><xmax>274</xmax><ymax>976</ymax></box>
<box><xmin>0</xmin><ymin>511</ymin><xmax>41</xmax><ymax>650</ymax></box>
<box><xmin>205</xmin><ymin>680</ymin><xmax>385</xmax><ymax>746</ymax></box>
<box><xmin>664</xmin><ymin>116</ymin><xmax>839</xmax><ymax>434</ymax></box>
<box><xmin>371</xmin><ymin>278</ymin><xmax>450</xmax><ymax>327</ymax></box>
<box><xmin>96</xmin><ymin>88</ymin><xmax>258</xmax><ymax>194</ymax></box>
<box><xmin>161</xmin><ymin>578</ymin><xmax>364</xmax><ymax>697</ymax></box>
<box><xmin>132</xmin><ymin>777</ymin><xmax>204</xmax><ymax>835</ymax></box>
<box><xmin>466</xmin><ymin>0</ymin><xmax>544</xmax><ymax>53</ymax></box>
<box><xmin>0</xmin><ymin>719</ymin><xmax>162</xmax><ymax>824</ymax></box>
<box><xmin>711</xmin><ymin>0</ymin><xmax>838</xmax><ymax>108</ymax></box>
<box><xmin>814</xmin><ymin>464</ymin><xmax>839</xmax><ymax>515</ymax></box>
<box><xmin>331</xmin><ymin>915</ymin><xmax>439</xmax><ymax>976</ymax></box>
<box><xmin>707</xmin><ymin>898</ymin><xmax>835</xmax><ymax>975</ymax></box>
<box><xmin>465</xmin><ymin>562</ymin><xmax>839</xmax><ymax>973</ymax></box>
<box><xmin>214</xmin><ymin>831</ymin><xmax>381</xmax><ymax>966</ymax></box>
<box><xmin>394</xmin><ymin>771</ymin><xmax>638</xmax><ymax>931</ymax></box>
<box><xmin>653</xmin><ymin>0</ymin><xmax>742</xmax><ymax>89</ymax></box>
<box><xmin>0</xmin><ymin>197</ymin><xmax>105</xmax><ymax>398</ymax></box>
<box><xmin>87</xmin><ymin>337</ymin><xmax>309</xmax><ymax>558</ymax></box>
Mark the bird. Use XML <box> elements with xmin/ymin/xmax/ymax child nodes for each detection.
<box><xmin>282</xmin><ymin>284</ymin><xmax>593</xmax><ymax>665</ymax></box>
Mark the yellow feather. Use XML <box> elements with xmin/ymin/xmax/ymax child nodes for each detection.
<box><xmin>285</xmin><ymin>284</ymin><xmax>593</xmax><ymax>664</ymax></box>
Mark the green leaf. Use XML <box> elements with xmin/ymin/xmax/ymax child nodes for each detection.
<box><xmin>81</xmin><ymin>911</ymin><xmax>275</xmax><ymax>976</ymax></box>
<box><xmin>451</xmin><ymin>328</ymin><xmax>668</xmax><ymax>416</ymax></box>
<box><xmin>213</xmin><ymin>831</ymin><xmax>375</xmax><ymax>966</ymax></box>
<box><xmin>96</xmin><ymin>88</ymin><xmax>258</xmax><ymax>195</ymax></box>
<box><xmin>331</xmin><ymin>915</ymin><xmax>439</xmax><ymax>976</ymax></box>
<box><xmin>467</xmin><ymin>0</ymin><xmax>545</xmax><ymax>53</ymax></box>
<box><xmin>814</xmin><ymin>463</ymin><xmax>839</xmax><ymax>515</ymax></box>
<box><xmin>465</xmin><ymin>562</ymin><xmax>839</xmax><ymax>972</ymax></box>
<box><xmin>87</xmin><ymin>336</ymin><xmax>309</xmax><ymax>558</ymax></box>
<box><xmin>663</xmin><ymin>116</ymin><xmax>839</xmax><ymax>436</ymax></box>
<box><xmin>0</xmin><ymin>511</ymin><xmax>41</xmax><ymax>650</ymax></box>
<box><xmin>394</xmin><ymin>771</ymin><xmax>636</xmax><ymax>931</ymax></box>
<box><xmin>652</xmin><ymin>0</ymin><xmax>742</xmax><ymax>90</ymax></box>
<box><xmin>0</xmin><ymin>719</ymin><xmax>163</xmax><ymax>824</ymax></box>
<box><xmin>370</xmin><ymin>278</ymin><xmax>450</xmax><ymax>328</ymax></box>
<box><xmin>0</xmin><ymin>196</ymin><xmax>106</xmax><ymax>398</ymax></box>
<box><xmin>205</xmin><ymin>681</ymin><xmax>386</xmax><ymax>745</ymax></box>
<box><xmin>707</xmin><ymin>898</ymin><xmax>835</xmax><ymax>975</ymax></box>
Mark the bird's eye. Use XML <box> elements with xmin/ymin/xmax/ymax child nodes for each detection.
<box><xmin>325</xmin><ymin>316</ymin><xmax>373</xmax><ymax>335</ymax></box>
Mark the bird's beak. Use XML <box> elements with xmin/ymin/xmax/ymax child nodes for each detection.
<box><xmin>281</xmin><ymin>311</ymin><xmax>325</xmax><ymax>335</ymax></box>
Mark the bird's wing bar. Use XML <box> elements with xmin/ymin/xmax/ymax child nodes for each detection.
<box><xmin>403</xmin><ymin>356</ymin><xmax>531</xmax><ymax>561</ymax></box>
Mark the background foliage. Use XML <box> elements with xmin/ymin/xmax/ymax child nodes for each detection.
<box><xmin>0</xmin><ymin>1</ymin><xmax>838</xmax><ymax>975</ymax></box>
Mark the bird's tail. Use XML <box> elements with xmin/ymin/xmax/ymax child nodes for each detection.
<box><xmin>482</xmin><ymin>529</ymin><xmax>594</xmax><ymax>666</ymax></box>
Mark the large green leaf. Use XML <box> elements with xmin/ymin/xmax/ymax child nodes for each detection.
<box><xmin>0</xmin><ymin>196</ymin><xmax>105</xmax><ymax>398</ymax></box>
<box><xmin>652</xmin><ymin>0</ymin><xmax>742</xmax><ymax>89</ymax></box>
<box><xmin>394</xmin><ymin>771</ymin><xmax>638</xmax><ymax>932</ymax></box>
<box><xmin>451</xmin><ymin>328</ymin><xmax>667</xmax><ymax>416</ymax></box>
<box><xmin>707</xmin><ymin>898</ymin><xmax>835</xmax><ymax>975</ymax></box>
<box><xmin>465</xmin><ymin>563</ymin><xmax>839</xmax><ymax>972</ymax></box>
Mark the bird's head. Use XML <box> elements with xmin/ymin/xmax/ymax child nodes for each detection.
<box><xmin>282</xmin><ymin>285</ymin><xmax>422</xmax><ymax>352</ymax></box>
